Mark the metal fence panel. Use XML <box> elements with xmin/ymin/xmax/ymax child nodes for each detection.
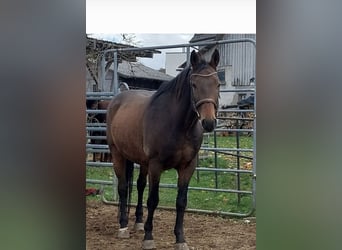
<box><xmin>86</xmin><ymin>39</ymin><xmax>256</xmax><ymax>217</ymax></box>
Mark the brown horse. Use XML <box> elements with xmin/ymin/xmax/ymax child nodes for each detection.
<box><xmin>87</xmin><ymin>100</ymin><xmax>112</xmax><ymax>162</ymax></box>
<box><xmin>106</xmin><ymin>49</ymin><xmax>220</xmax><ymax>250</ymax></box>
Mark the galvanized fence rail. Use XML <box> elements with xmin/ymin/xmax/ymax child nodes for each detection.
<box><xmin>86</xmin><ymin>39</ymin><xmax>256</xmax><ymax>217</ymax></box>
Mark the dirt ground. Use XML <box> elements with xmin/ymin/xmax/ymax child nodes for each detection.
<box><xmin>86</xmin><ymin>200</ymin><xmax>256</xmax><ymax>250</ymax></box>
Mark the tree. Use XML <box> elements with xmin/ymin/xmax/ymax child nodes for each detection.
<box><xmin>120</xmin><ymin>33</ymin><xmax>141</xmax><ymax>47</ymax></box>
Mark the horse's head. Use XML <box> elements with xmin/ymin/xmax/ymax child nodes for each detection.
<box><xmin>190</xmin><ymin>49</ymin><xmax>220</xmax><ymax>132</ymax></box>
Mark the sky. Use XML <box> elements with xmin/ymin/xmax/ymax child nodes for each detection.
<box><xmin>86</xmin><ymin>0</ymin><xmax>256</xmax><ymax>70</ymax></box>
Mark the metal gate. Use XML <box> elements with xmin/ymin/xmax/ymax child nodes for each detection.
<box><xmin>86</xmin><ymin>38</ymin><xmax>256</xmax><ymax>217</ymax></box>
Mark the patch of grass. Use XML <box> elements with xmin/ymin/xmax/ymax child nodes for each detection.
<box><xmin>86</xmin><ymin>135</ymin><xmax>255</xmax><ymax>216</ymax></box>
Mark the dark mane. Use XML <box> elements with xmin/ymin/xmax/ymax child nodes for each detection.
<box><xmin>151</xmin><ymin>67</ymin><xmax>191</xmax><ymax>102</ymax></box>
<box><xmin>151</xmin><ymin>59</ymin><xmax>209</xmax><ymax>103</ymax></box>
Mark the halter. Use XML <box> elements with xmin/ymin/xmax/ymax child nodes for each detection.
<box><xmin>191</xmin><ymin>72</ymin><xmax>218</xmax><ymax>77</ymax></box>
<box><xmin>190</xmin><ymin>71</ymin><xmax>219</xmax><ymax>114</ymax></box>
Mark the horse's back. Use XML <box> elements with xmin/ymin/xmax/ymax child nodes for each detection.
<box><xmin>107</xmin><ymin>90</ymin><xmax>152</xmax><ymax>117</ymax></box>
<box><xmin>107</xmin><ymin>90</ymin><xmax>154</xmax><ymax>165</ymax></box>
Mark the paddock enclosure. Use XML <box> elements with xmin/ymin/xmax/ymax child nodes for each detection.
<box><xmin>86</xmin><ymin>200</ymin><xmax>256</xmax><ymax>250</ymax></box>
<box><xmin>86</xmin><ymin>37</ymin><xmax>256</xmax><ymax>248</ymax></box>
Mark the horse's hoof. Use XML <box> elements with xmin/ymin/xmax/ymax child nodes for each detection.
<box><xmin>134</xmin><ymin>222</ymin><xmax>145</xmax><ymax>232</ymax></box>
<box><xmin>175</xmin><ymin>242</ymin><xmax>189</xmax><ymax>250</ymax></box>
<box><xmin>117</xmin><ymin>227</ymin><xmax>130</xmax><ymax>238</ymax></box>
<box><xmin>142</xmin><ymin>240</ymin><xmax>156</xmax><ymax>249</ymax></box>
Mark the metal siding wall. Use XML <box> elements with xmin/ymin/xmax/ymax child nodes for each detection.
<box><xmin>219</xmin><ymin>34</ymin><xmax>256</xmax><ymax>86</ymax></box>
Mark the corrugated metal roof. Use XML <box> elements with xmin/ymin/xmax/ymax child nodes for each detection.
<box><xmin>86</xmin><ymin>36</ymin><xmax>161</xmax><ymax>63</ymax></box>
<box><xmin>116</xmin><ymin>61</ymin><xmax>173</xmax><ymax>81</ymax></box>
<box><xmin>189</xmin><ymin>34</ymin><xmax>225</xmax><ymax>43</ymax></box>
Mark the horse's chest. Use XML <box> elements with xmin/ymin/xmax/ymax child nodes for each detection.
<box><xmin>159</xmin><ymin>142</ymin><xmax>199</xmax><ymax>169</ymax></box>
<box><xmin>180</xmin><ymin>144</ymin><xmax>197</xmax><ymax>161</ymax></box>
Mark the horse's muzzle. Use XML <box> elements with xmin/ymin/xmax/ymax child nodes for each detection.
<box><xmin>201</xmin><ymin>119</ymin><xmax>216</xmax><ymax>132</ymax></box>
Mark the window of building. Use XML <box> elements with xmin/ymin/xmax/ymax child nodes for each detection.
<box><xmin>238</xmin><ymin>93</ymin><xmax>247</xmax><ymax>102</ymax></box>
<box><xmin>217</xmin><ymin>68</ymin><xmax>226</xmax><ymax>85</ymax></box>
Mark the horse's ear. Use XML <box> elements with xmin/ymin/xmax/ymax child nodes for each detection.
<box><xmin>210</xmin><ymin>49</ymin><xmax>220</xmax><ymax>69</ymax></box>
<box><xmin>190</xmin><ymin>50</ymin><xmax>201</xmax><ymax>69</ymax></box>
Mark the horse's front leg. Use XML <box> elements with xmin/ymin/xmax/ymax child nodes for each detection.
<box><xmin>174</xmin><ymin>161</ymin><xmax>196</xmax><ymax>250</ymax></box>
<box><xmin>142</xmin><ymin>160</ymin><xmax>161</xmax><ymax>249</ymax></box>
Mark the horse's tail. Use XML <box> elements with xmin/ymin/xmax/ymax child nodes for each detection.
<box><xmin>126</xmin><ymin>160</ymin><xmax>134</xmax><ymax>216</ymax></box>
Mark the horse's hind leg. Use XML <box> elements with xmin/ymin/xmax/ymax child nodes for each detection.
<box><xmin>110</xmin><ymin>147</ymin><xmax>130</xmax><ymax>238</ymax></box>
<box><xmin>134</xmin><ymin>165</ymin><xmax>147</xmax><ymax>232</ymax></box>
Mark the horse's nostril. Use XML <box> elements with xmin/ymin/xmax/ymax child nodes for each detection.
<box><xmin>201</xmin><ymin>119</ymin><xmax>216</xmax><ymax>132</ymax></box>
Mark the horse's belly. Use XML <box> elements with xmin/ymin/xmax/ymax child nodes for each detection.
<box><xmin>108</xmin><ymin>91</ymin><xmax>152</xmax><ymax>165</ymax></box>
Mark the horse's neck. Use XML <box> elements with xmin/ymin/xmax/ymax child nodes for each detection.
<box><xmin>162</xmin><ymin>92</ymin><xmax>198</xmax><ymax>134</ymax></box>
<box><xmin>150</xmin><ymin>70</ymin><xmax>198</xmax><ymax>133</ymax></box>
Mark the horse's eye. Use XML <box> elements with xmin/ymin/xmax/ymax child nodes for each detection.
<box><xmin>192</xmin><ymin>83</ymin><xmax>197</xmax><ymax>89</ymax></box>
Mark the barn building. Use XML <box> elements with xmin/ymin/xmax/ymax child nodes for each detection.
<box><xmin>86</xmin><ymin>36</ymin><xmax>172</xmax><ymax>92</ymax></box>
<box><xmin>165</xmin><ymin>34</ymin><xmax>256</xmax><ymax>107</ymax></box>
<box><xmin>190</xmin><ymin>34</ymin><xmax>256</xmax><ymax>106</ymax></box>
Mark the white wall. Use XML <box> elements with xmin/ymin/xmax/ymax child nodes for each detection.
<box><xmin>165</xmin><ymin>52</ymin><xmax>187</xmax><ymax>77</ymax></box>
